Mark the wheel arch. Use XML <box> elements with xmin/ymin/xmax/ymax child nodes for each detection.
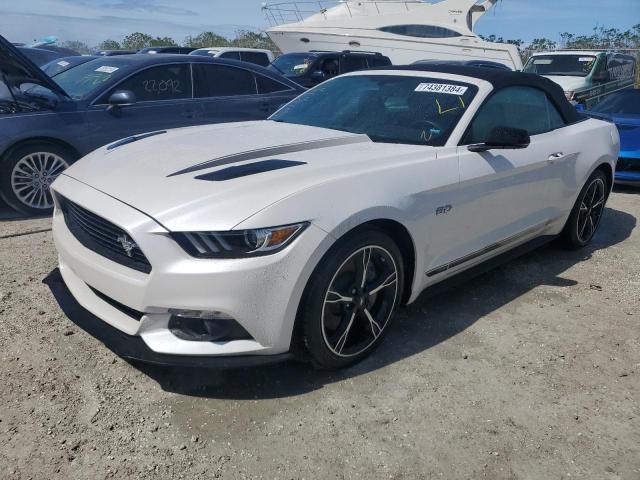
<box><xmin>594</xmin><ymin>161</ymin><xmax>613</xmax><ymax>196</ymax></box>
<box><xmin>1</xmin><ymin>136</ymin><xmax>80</xmax><ymax>162</ymax></box>
<box><xmin>347</xmin><ymin>219</ymin><xmax>417</xmax><ymax>305</ymax></box>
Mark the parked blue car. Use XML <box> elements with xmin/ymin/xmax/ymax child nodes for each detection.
<box><xmin>582</xmin><ymin>89</ymin><xmax>640</xmax><ymax>186</ymax></box>
<box><xmin>0</xmin><ymin>36</ymin><xmax>304</xmax><ymax>214</ymax></box>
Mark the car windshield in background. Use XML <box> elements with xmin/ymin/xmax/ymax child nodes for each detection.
<box><xmin>270</xmin><ymin>54</ymin><xmax>317</xmax><ymax>76</ymax></box>
<box><xmin>523</xmin><ymin>55</ymin><xmax>597</xmax><ymax>77</ymax></box>
<box><xmin>42</xmin><ymin>57</ymin><xmax>96</xmax><ymax>77</ymax></box>
<box><xmin>591</xmin><ymin>91</ymin><xmax>640</xmax><ymax>115</ymax></box>
<box><xmin>271</xmin><ymin>75</ymin><xmax>477</xmax><ymax>146</ymax></box>
<box><xmin>50</xmin><ymin>58</ymin><xmax>129</xmax><ymax>99</ymax></box>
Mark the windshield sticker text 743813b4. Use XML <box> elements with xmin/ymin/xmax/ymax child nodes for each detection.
<box><xmin>414</xmin><ymin>83</ymin><xmax>468</xmax><ymax>95</ymax></box>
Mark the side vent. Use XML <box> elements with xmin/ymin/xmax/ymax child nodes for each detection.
<box><xmin>107</xmin><ymin>130</ymin><xmax>167</xmax><ymax>151</ymax></box>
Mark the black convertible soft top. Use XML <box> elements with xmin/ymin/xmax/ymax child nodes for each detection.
<box><xmin>375</xmin><ymin>64</ymin><xmax>582</xmax><ymax>124</ymax></box>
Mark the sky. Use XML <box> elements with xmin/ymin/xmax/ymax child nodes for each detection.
<box><xmin>0</xmin><ymin>0</ymin><xmax>638</xmax><ymax>47</ymax></box>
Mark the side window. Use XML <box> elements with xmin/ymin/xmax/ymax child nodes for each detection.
<box><xmin>340</xmin><ymin>56</ymin><xmax>368</xmax><ymax>73</ymax></box>
<box><xmin>256</xmin><ymin>74</ymin><xmax>291</xmax><ymax>94</ymax></box>
<box><xmin>219</xmin><ymin>51</ymin><xmax>241</xmax><ymax>61</ymax></box>
<box><xmin>193</xmin><ymin>64</ymin><xmax>257</xmax><ymax>97</ymax></box>
<box><xmin>367</xmin><ymin>56</ymin><xmax>391</xmax><ymax>68</ymax></box>
<box><xmin>319</xmin><ymin>57</ymin><xmax>339</xmax><ymax>78</ymax></box>
<box><xmin>102</xmin><ymin>64</ymin><xmax>192</xmax><ymax>103</ymax></box>
<box><xmin>464</xmin><ymin>86</ymin><xmax>566</xmax><ymax>144</ymax></box>
<box><xmin>379</xmin><ymin>25</ymin><xmax>462</xmax><ymax>38</ymax></box>
<box><xmin>241</xmin><ymin>52</ymin><xmax>270</xmax><ymax>67</ymax></box>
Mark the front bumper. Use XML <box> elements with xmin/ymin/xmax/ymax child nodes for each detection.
<box><xmin>47</xmin><ymin>269</ymin><xmax>294</xmax><ymax>368</ymax></box>
<box><xmin>51</xmin><ymin>175</ymin><xmax>328</xmax><ymax>362</ymax></box>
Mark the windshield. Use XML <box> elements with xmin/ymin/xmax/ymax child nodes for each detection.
<box><xmin>42</xmin><ymin>57</ymin><xmax>93</xmax><ymax>77</ymax></box>
<box><xmin>523</xmin><ymin>55</ymin><xmax>597</xmax><ymax>77</ymax></box>
<box><xmin>270</xmin><ymin>53</ymin><xmax>317</xmax><ymax>76</ymax></box>
<box><xmin>592</xmin><ymin>91</ymin><xmax>640</xmax><ymax>115</ymax></box>
<box><xmin>271</xmin><ymin>75</ymin><xmax>477</xmax><ymax>146</ymax></box>
<box><xmin>49</xmin><ymin>58</ymin><xmax>129</xmax><ymax>99</ymax></box>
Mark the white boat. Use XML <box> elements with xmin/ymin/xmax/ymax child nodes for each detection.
<box><xmin>264</xmin><ymin>0</ymin><xmax>523</xmax><ymax>70</ymax></box>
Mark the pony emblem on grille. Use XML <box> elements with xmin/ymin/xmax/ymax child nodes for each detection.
<box><xmin>116</xmin><ymin>234</ymin><xmax>138</xmax><ymax>258</ymax></box>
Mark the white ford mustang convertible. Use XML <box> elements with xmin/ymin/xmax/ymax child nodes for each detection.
<box><xmin>51</xmin><ymin>65</ymin><xmax>620</xmax><ymax>369</ymax></box>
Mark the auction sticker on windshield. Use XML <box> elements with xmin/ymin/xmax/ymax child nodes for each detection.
<box><xmin>415</xmin><ymin>83</ymin><xmax>468</xmax><ymax>95</ymax></box>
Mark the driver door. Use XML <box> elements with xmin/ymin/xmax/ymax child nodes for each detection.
<box><xmin>446</xmin><ymin>86</ymin><xmax>568</xmax><ymax>270</ymax></box>
<box><xmin>85</xmin><ymin>64</ymin><xmax>202</xmax><ymax>149</ymax></box>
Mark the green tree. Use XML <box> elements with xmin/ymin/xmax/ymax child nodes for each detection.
<box><xmin>230</xmin><ymin>30</ymin><xmax>279</xmax><ymax>53</ymax></box>
<box><xmin>98</xmin><ymin>39</ymin><xmax>121</xmax><ymax>51</ymax></box>
<box><xmin>150</xmin><ymin>36</ymin><xmax>178</xmax><ymax>47</ymax></box>
<box><xmin>184</xmin><ymin>32</ymin><xmax>230</xmax><ymax>48</ymax></box>
<box><xmin>122</xmin><ymin>32</ymin><xmax>154</xmax><ymax>50</ymax></box>
<box><xmin>521</xmin><ymin>37</ymin><xmax>557</xmax><ymax>62</ymax></box>
<box><xmin>61</xmin><ymin>40</ymin><xmax>92</xmax><ymax>55</ymax></box>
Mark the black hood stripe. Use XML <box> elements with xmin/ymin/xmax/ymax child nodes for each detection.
<box><xmin>195</xmin><ymin>159</ymin><xmax>306</xmax><ymax>181</ymax></box>
<box><xmin>166</xmin><ymin>134</ymin><xmax>370</xmax><ymax>177</ymax></box>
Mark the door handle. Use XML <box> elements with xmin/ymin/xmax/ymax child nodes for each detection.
<box><xmin>547</xmin><ymin>152</ymin><xmax>564</xmax><ymax>163</ymax></box>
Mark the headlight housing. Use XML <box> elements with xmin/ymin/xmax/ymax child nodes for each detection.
<box><xmin>171</xmin><ymin>222</ymin><xmax>308</xmax><ymax>258</ymax></box>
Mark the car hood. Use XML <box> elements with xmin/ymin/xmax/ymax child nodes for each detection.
<box><xmin>542</xmin><ymin>75</ymin><xmax>588</xmax><ymax>92</ymax></box>
<box><xmin>61</xmin><ymin>120</ymin><xmax>433</xmax><ymax>231</ymax></box>
<box><xmin>0</xmin><ymin>34</ymin><xmax>69</xmax><ymax>99</ymax></box>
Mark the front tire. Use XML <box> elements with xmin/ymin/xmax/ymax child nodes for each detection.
<box><xmin>0</xmin><ymin>142</ymin><xmax>75</xmax><ymax>216</ymax></box>
<box><xmin>297</xmin><ymin>228</ymin><xmax>404</xmax><ymax>369</ymax></box>
<box><xmin>561</xmin><ymin>170</ymin><xmax>608</xmax><ymax>249</ymax></box>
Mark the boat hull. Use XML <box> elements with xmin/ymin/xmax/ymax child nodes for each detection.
<box><xmin>267</xmin><ymin>29</ymin><xmax>523</xmax><ymax>70</ymax></box>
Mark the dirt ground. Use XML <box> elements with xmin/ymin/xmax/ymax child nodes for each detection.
<box><xmin>0</xmin><ymin>189</ymin><xmax>638</xmax><ymax>480</ymax></box>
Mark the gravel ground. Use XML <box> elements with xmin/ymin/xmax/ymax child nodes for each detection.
<box><xmin>0</xmin><ymin>190</ymin><xmax>639</xmax><ymax>480</ymax></box>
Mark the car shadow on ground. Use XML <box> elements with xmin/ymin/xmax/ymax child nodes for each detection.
<box><xmin>44</xmin><ymin>205</ymin><xmax>636</xmax><ymax>400</ymax></box>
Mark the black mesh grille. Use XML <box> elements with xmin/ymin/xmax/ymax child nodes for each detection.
<box><xmin>57</xmin><ymin>195</ymin><xmax>152</xmax><ymax>274</ymax></box>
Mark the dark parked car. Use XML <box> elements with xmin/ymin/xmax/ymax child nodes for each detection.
<box><xmin>17</xmin><ymin>45</ymin><xmax>82</xmax><ymax>67</ymax></box>
<box><xmin>41</xmin><ymin>56</ymin><xmax>99</xmax><ymax>77</ymax></box>
<box><xmin>17</xmin><ymin>47</ymin><xmax>63</xmax><ymax>66</ymax></box>
<box><xmin>269</xmin><ymin>50</ymin><xmax>392</xmax><ymax>88</ymax></box>
<box><xmin>413</xmin><ymin>59</ymin><xmax>513</xmax><ymax>71</ymax></box>
<box><xmin>0</xmin><ymin>36</ymin><xmax>305</xmax><ymax>215</ymax></box>
<box><xmin>95</xmin><ymin>50</ymin><xmax>137</xmax><ymax>56</ymax></box>
<box><xmin>138</xmin><ymin>46</ymin><xmax>196</xmax><ymax>55</ymax></box>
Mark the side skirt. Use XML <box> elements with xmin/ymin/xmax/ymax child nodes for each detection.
<box><xmin>417</xmin><ymin>235</ymin><xmax>557</xmax><ymax>301</ymax></box>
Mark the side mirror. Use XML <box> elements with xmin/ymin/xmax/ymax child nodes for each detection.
<box><xmin>468</xmin><ymin>126</ymin><xmax>531</xmax><ymax>153</ymax></box>
<box><xmin>107</xmin><ymin>90</ymin><xmax>136</xmax><ymax>113</ymax></box>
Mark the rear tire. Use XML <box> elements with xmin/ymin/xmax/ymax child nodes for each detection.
<box><xmin>0</xmin><ymin>142</ymin><xmax>75</xmax><ymax>216</ymax></box>
<box><xmin>296</xmin><ymin>228</ymin><xmax>404</xmax><ymax>369</ymax></box>
<box><xmin>561</xmin><ymin>169</ymin><xmax>607</xmax><ymax>249</ymax></box>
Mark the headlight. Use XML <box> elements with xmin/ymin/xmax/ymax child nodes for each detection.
<box><xmin>171</xmin><ymin>222</ymin><xmax>308</xmax><ymax>258</ymax></box>
<box><xmin>564</xmin><ymin>90</ymin><xmax>575</xmax><ymax>101</ymax></box>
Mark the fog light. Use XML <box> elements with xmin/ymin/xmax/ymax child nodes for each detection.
<box><xmin>168</xmin><ymin>310</ymin><xmax>252</xmax><ymax>342</ymax></box>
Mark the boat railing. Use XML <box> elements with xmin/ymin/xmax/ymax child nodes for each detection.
<box><xmin>262</xmin><ymin>1</ymin><xmax>425</xmax><ymax>26</ymax></box>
